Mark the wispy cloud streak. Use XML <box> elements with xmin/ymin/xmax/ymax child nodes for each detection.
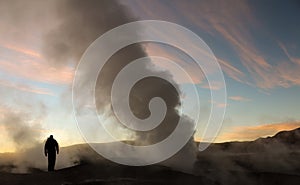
<box><xmin>0</xmin><ymin>79</ymin><xmax>54</xmax><ymax>96</ymax></box>
<box><xmin>229</xmin><ymin>96</ymin><xmax>251</xmax><ymax>102</ymax></box>
<box><xmin>129</xmin><ymin>0</ymin><xmax>300</xmax><ymax>89</ymax></box>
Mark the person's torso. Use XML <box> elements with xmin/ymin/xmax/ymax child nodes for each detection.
<box><xmin>46</xmin><ymin>139</ymin><xmax>57</xmax><ymax>153</ymax></box>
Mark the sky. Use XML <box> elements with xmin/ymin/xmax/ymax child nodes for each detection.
<box><xmin>0</xmin><ymin>0</ymin><xmax>300</xmax><ymax>152</ymax></box>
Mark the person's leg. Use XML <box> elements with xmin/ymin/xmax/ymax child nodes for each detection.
<box><xmin>48</xmin><ymin>156</ymin><xmax>52</xmax><ymax>171</ymax></box>
<box><xmin>48</xmin><ymin>153</ymin><xmax>55</xmax><ymax>171</ymax></box>
<box><xmin>53</xmin><ymin>154</ymin><xmax>56</xmax><ymax>171</ymax></box>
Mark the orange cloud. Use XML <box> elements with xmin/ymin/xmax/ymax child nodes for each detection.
<box><xmin>229</xmin><ymin>96</ymin><xmax>251</xmax><ymax>102</ymax></box>
<box><xmin>215</xmin><ymin>122</ymin><xmax>300</xmax><ymax>142</ymax></box>
<box><xmin>3</xmin><ymin>44</ymin><xmax>42</xmax><ymax>58</ymax></box>
<box><xmin>0</xmin><ymin>79</ymin><xmax>54</xmax><ymax>96</ymax></box>
<box><xmin>279</xmin><ymin>42</ymin><xmax>300</xmax><ymax>65</ymax></box>
<box><xmin>0</xmin><ymin>59</ymin><xmax>73</xmax><ymax>85</ymax></box>
<box><xmin>217</xmin><ymin>59</ymin><xmax>245</xmax><ymax>83</ymax></box>
<box><xmin>216</xmin><ymin>103</ymin><xmax>227</xmax><ymax>108</ymax></box>
<box><xmin>1</xmin><ymin>42</ymin><xmax>74</xmax><ymax>85</ymax></box>
<box><xmin>201</xmin><ymin>81</ymin><xmax>225</xmax><ymax>90</ymax></box>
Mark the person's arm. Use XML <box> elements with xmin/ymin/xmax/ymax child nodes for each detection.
<box><xmin>56</xmin><ymin>141</ymin><xmax>59</xmax><ymax>154</ymax></box>
<box><xmin>44</xmin><ymin>141</ymin><xmax>48</xmax><ymax>157</ymax></box>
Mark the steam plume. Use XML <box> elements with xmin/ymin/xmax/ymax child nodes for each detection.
<box><xmin>0</xmin><ymin>0</ymin><xmax>197</xmax><ymax>172</ymax></box>
<box><xmin>42</xmin><ymin>0</ymin><xmax>197</xmax><ymax>171</ymax></box>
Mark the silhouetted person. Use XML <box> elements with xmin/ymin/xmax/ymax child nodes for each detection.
<box><xmin>44</xmin><ymin>135</ymin><xmax>59</xmax><ymax>171</ymax></box>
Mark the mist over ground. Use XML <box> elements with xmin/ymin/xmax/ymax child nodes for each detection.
<box><xmin>0</xmin><ymin>128</ymin><xmax>299</xmax><ymax>185</ymax></box>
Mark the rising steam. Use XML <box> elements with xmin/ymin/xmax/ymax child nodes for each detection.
<box><xmin>44</xmin><ymin>0</ymin><xmax>197</xmax><ymax>172</ymax></box>
<box><xmin>0</xmin><ymin>0</ymin><xmax>197</xmax><ymax>173</ymax></box>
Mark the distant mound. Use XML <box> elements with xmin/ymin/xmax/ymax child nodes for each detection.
<box><xmin>195</xmin><ymin>127</ymin><xmax>300</xmax><ymax>185</ymax></box>
<box><xmin>267</xmin><ymin>127</ymin><xmax>300</xmax><ymax>145</ymax></box>
<box><xmin>197</xmin><ymin>127</ymin><xmax>300</xmax><ymax>154</ymax></box>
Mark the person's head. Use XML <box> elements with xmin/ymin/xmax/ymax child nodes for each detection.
<box><xmin>50</xmin><ymin>135</ymin><xmax>53</xmax><ymax>139</ymax></box>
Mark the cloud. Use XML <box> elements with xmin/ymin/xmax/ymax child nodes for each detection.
<box><xmin>229</xmin><ymin>96</ymin><xmax>251</xmax><ymax>102</ymax></box>
<box><xmin>0</xmin><ymin>78</ymin><xmax>54</xmax><ymax>96</ymax></box>
<box><xmin>216</xmin><ymin>122</ymin><xmax>300</xmax><ymax>142</ymax></box>
<box><xmin>186</xmin><ymin>1</ymin><xmax>300</xmax><ymax>89</ymax></box>
<box><xmin>145</xmin><ymin>41</ymin><xmax>245</xmax><ymax>85</ymax></box>
<box><xmin>279</xmin><ymin>42</ymin><xmax>300</xmax><ymax>65</ymax></box>
<box><xmin>217</xmin><ymin>58</ymin><xmax>245</xmax><ymax>83</ymax></box>
<box><xmin>3</xmin><ymin>44</ymin><xmax>42</xmax><ymax>58</ymax></box>
<box><xmin>0</xmin><ymin>58</ymin><xmax>73</xmax><ymax>85</ymax></box>
<box><xmin>0</xmin><ymin>43</ymin><xmax>72</xmax><ymax>96</ymax></box>
<box><xmin>201</xmin><ymin>81</ymin><xmax>225</xmax><ymax>90</ymax></box>
<box><xmin>129</xmin><ymin>0</ymin><xmax>300</xmax><ymax>89</ymax></box>
<box><xmin>216</xmin><ymin>103</ymin><xmax>227</xmax><ymax>108</ymax></box>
